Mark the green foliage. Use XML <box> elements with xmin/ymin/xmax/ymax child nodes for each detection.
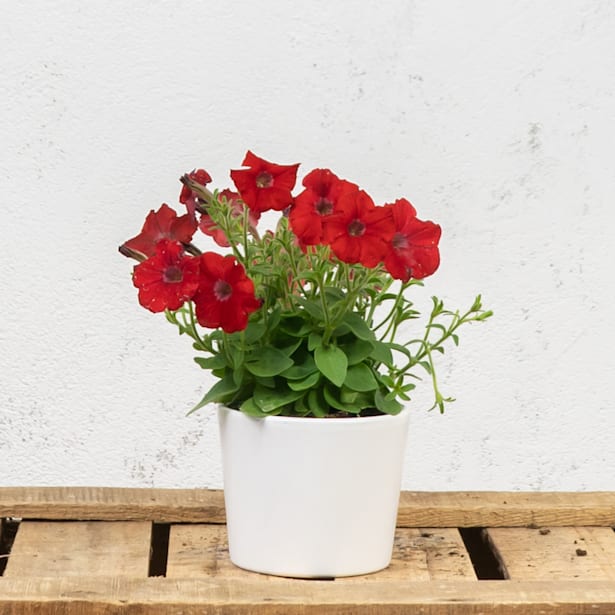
<box><xmin>166</xmin><ymin>195</ymin><xmax>493</xmax><ymax>418</ymax></box>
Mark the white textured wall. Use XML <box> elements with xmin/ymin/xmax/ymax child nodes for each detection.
<box><xmin>2</xmin><ymin>1</ymin><xmax>614</xmax><ymax>490</ymax></box>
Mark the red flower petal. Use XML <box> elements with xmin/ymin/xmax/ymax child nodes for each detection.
<box><xmin>383</xmin><ymin>198</ymin><xmax>441</xmax><ymax>281</ymax></box>
<box><xmin>289</xmin><ymin>169</ymin><xmax>359</xmax><ymax>246</ymax></box>
<box><xmin>132</xmin><ymin>239</ymin><xmax>200</xmax><ymax>312</ymax></box>
<box><xmin>230</xmin><ymin>151</ymin><xmax>299</xmax><ymax>214</ymax></box>
<box><xmin>193</xmin><ymin>252</ymin><xmax>260</xmax><ymax>333</ymax></box>
<box><xmin>122</xmin><ymin>204</ymin><xmax>197</xmax><ymax>260</ymax></box>
<box><xmin>324</xmin><ymin>191</ymin><xmax>395</xmax><ymax>267</ymax></box>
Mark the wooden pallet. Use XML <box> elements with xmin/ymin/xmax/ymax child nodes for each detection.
<box><xmin>1</xmin><ymin>488</ymin><xmax>615</xmax><ymax>613</ymax></box>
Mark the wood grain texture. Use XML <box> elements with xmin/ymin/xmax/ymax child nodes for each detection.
<box><xmin>167</xmin><ymin>524</ymin><xmax>282</xmax><ymax>580</ymax></box>
<box><xmin>397</xmin><ymin>491</ymin><xmax>615</xmax><ymax>527</ymax></box>
<box><xmin>2</xmin><ymin>488</ymin><xmax>615</xmax><ymax>526</ymax></box>
<box><xmin>1</xmin><ymin>488</ymin><xmax>615</xmax><ymax>613</ymax></box>
<box><xmin>343</xmin><ymin>528</ymin><xmax>476</xmax><ymax>582</ymax></box>
<box><xmin>4</xmin><ymin>521</ymin><xmax>151</xmax><ymax>577</ymax></box>
<box><xmin>1</xmin><ymin>577</ymin><xmax>615</xmax><ymax>614</ymax></box>
<box><xmin>166</xmin><ymin>525</ymin><xmax>476</xmax><ymax>581</ymax></box>
<box><xmin>0</xmin><ymin>487</ymin><xmax>226</xmax><ymax>523</ymax></box>
<box><xmin>487</xmin><ymin>526</ymin><xmax>615</xmax><ymax>580</ymax></box>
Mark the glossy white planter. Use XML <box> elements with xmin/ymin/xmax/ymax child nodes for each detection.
<box><xmin>217</xmin><ymin>405</ymin><xmax>410</xmax><ymax>578</ymax></box>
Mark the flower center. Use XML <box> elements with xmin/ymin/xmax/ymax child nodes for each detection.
<box><xmin>392</xmin><ymin>232</ymin><xmax>408</xmax><ymax>250</ymax></box>
<box><xmin>214</xmin><ymin>279</ymin><xmax>233</xmax><ymax>301</ymax></box>
<box><xmin>255</xmin><ymin>171</ymin><xmax>274</xmax><ymax>188</ymax></box>
<box><xmin>347</xmin><ymin>219</ymin><xmax>366</xmax><ymax>237</ymax></box>
<box><xmin>163</xmin><ymin>266</ymin><xmax>183</xmax><ymax>284</ymax></box>
<box><xmin>314</xmin><ymin>198</ymin><xmax>334</xmax><ymax>216</ymax></box>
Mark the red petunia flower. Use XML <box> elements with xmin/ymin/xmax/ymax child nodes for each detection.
<box><xmin>193</xmin><ymin>252</ymin><xmax>261</xmax><ymax>333</ymax></box>
<box><xmin>289</xmin><ymin>168</ymin><xmax>358</xmax><ymax>246</ymax></box>
<box><xmin>383</xmin><ymin>198</ymin><xmax>441</xmax><ymax>281</ymax></box>
<box><xmin>132</xmin><ymin>239</ymin><xmax>200</xmax><ymax>312</ymax></box>
<box><xmin>180</xmin><ymin>169</ymin><xmax>213</xmax><ymax>217</ymax></box>
<box><xmin>121</xmin><ymin>203</ymin><xmax>197</xmax><ymax>260</ymax></box>
<box><xmin>230</xmin><ymin>151</ymin><xmax>299</xmax><ymax>214</ymax></box>
<box><xmin>323</xmin><ymin>190</ymin><xmax>395</xmax><ymax>268</ymax></box>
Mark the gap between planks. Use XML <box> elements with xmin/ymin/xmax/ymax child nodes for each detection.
<box><xmin>2</xmin><ymin>488</ymin><xmax>615</xmax><ymax>526</ymax></box>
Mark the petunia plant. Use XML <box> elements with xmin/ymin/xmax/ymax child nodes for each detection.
<box><xmin>120</xmin><ymin>151</ymin><xmax>492</xmax><ymax>418</ymax></box>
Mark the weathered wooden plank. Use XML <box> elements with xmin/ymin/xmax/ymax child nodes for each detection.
<box><xmin>410</xmin><ymin>528</ymin><xmax>476</xmax><ymax>580</ymax></box>
<box><xmin>2</xmin><ymin>487</ymin><xmax>615</xmax><ymax>526</ymax></box>
<box><xmin>4</xmin><ymin>521</ymin><xmax>151</xmax><ymax>577</ymax></box>
<box><xmin>167</xmin><ymin>524</ymin><xmax>294</xmax><ymax>580</ymax></box>
<box><xmin>167</xmin><ymin>525</ymin><xmax>475</xmax><ymax>581</ymax></box>
<box><xmin>346</xmin><ymin>528</ymin><xmax>476</xmax><ymax>582</ymax></box>
<box><xmin>397</xmin><ymin>491</ymin><xmax>615</xmax><ymax>527</ymax></box>
<box><xmin>487</xmin><ymin>526</ymin><xmax>615</xmax><ymax>580</ymax></box>
<box><xmin>2</xmin><ymin>577</ymin><xmax>615</xmax><ymax>614</ymax></box>
<box><xmin>0</xmin><ymin>487</ymin><xmax>226</xmax><ymax>523</ymax></box>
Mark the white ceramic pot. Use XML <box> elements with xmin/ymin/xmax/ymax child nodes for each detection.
<box><xmin>217</xmin><ymin>405</ymin><xmax>410</xmax><ymax>578</ymax></box>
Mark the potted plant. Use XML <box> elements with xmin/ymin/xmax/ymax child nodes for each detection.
<box><xmin>119</xmin><ymin>151</ymin><xmax>491</xmax><ymax>578</ymax></box>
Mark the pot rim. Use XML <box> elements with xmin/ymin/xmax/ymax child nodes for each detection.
<box><xmin>216</xmin><ymin>404</ymin><xmax>408</xmax><ymax>425</ymax></box>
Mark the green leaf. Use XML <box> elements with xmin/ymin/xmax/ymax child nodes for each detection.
<box><xmin>476</xmin><ymin>310</ymin><xmax>494</xmax><ymax>321</ymax></box>
<box><xmin>426</xmin><ymin>323</ymin><xmax>447</xmax><ymax>335</ymax></box>
<box><xmin>193</xmin><ymin>355</ymin><xmax>226</xmax><ymax>370</ymax></box>
<box><xmin>323</xmin><ymin>286</ymin><xmax>346</xmax><ymax>302</ymax></box>
<box><xmin>245</xmin><ymin>347</ymin><xmax>294</xmax><ymax>377</ymax></box>
<box><xmin>308</xmin><ymin>332</ymin><xmax>322</xmax><ymax>351</ymax></box>
<box><xmin>254</xmin><ymin>385</ymin><xmax>304</xmax><ymax>413</ymax></box>
<box><xmin>376</xmin><ymin>372</ymin><xmax>395</xmax><ymax>388</ymax></box>
<box><xmin>340</xmin><ymin>387</ymin><xmax>358</xmax><ymax>404</ymax></box>
<box><xmin>307</xmin><ymin>389</ymin><xmax>330</xmax><ymax>418</ymax></box>
<box><xmin>343</xmin><ymin>363</ymin><xmax>377</xmax><ymax>392</ymax></box>
<box><xmin>279</xmin><ymin>338</ymin><xmax>302</xmax><ymax>357</ymax></box>
<box><xmin>419</xmin><ymin>360</ymin><xmax>432</xmax><ymax>375</ymax></box>
<box><xmin>342</xmin><ymin>339</ymin><xmax>374</xmax><ymax>365</ymax></box>
<box><xmin>370</xmin><ymin>341</ymin><xmax>394</xmax><ymax>366</ymax></box>
<box><xmin>255</xmin><ymin>375</ymin><xmax>276</xmax><ymax>388</ymax></box>
<box><xmin>231</xmin><ymin>349</ymin><xmax>245</xmax><ymax>370</ymax></box>
<box><xmin>340</xmin><ymin>312</ymin><xmax>376</xmax><ymax>341</ymax></box>
<box><xmin>187</xmin><ymin>373</ymin><xmax>238</xmax><ymax>415</ymax></box>
<box><xmin>243</xmin><ymin>322</ymin><xmax>266</xmax><ymax>344</ymax></box>
<box><xmin>324</xmin><ymin>386</ymin><xmax>362</xmax><ymax>414</ymax></box>
<box><xmin>374</xmin><ymin>389</ymin><xmax>404</xmax><ymax>415</ymax></box>
<box><xmin>232</xmin><ymin>367</ymin><xmax>245</xmax><ymax>387</ymax></box>
<box><xmin>287</xmin><ymin>371</ymin><xmax>321</xmax><ymax>391</ymax></box>
<box><xmin>323</xmin><ymin>385</ymin><xmax>348</xmax><ymax>412</ymax></box>
<box><xmin>295</xmin><ymin>297</ymin><xmax>324</xmax><ymax>320</ymax></box>
<box><xmin>293</xmin><ymin>395</ymin><xmax>311</xmax><ymax>416</ymax></box>
<box><xmin>387</xmin><ymin>342</ymin><xmax>413</xmax><ymax>360</ymax></box>
<box><xmin>314</xmin><ymin>344</ymin><xmax>348</xmax><ymax>387</ymax></box>
<box><xmin>240</xmin><ymin>397</ymin><xmax>268</xmax><ymax>417</ymax></box>
<box><xmin>280</xmin><ymin>318</ymin><xmax>312</xmax><ymax>338</ymax></box>
<box><xmin>281</xmin><ymin>356</ymin><xmax>317</xmax><ymax>380</ymax></box>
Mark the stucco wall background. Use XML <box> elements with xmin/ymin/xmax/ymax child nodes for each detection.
<box><xmin>2</xmin><ymin>1</ymin><xmax>614</xmax><ymax>490</ymax></box>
